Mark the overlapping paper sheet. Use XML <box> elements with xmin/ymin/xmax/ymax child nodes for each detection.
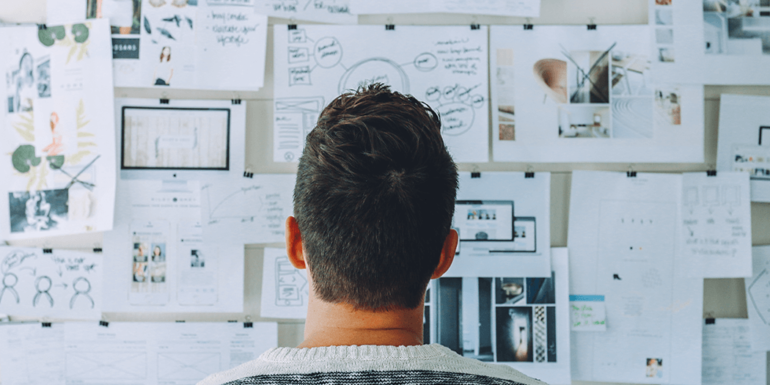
<box><xmin>746</xmin><ymin>246</ymin><xmax>770</xmax><ymax>352</ymax></box>
<box><xmin>349</xmin><ymin>0</ymin><xmax>541</xmax><ymax>17</ymax></box>
<box><xmin>260</xmin><ymin>247</ymin><xmax>309</xmax><ymax>319</ymax></box>
<box><xmin>702</xmin><ymin>318</ymin><xmax>767</xmax><ymax>385</ymax></box>
<box><xmin>428</xmin><ymin>248</ymin><xmax>570</xmax><ymax>385</ymax></box>
<box><xmin>201</xmin><ymin>175</ymin><xmax>295</xmax><ymax>245</ymax></box>
<box><xmin>0</xmin><ymin>20</ymin><xmax>116</xmax><ymax>240</ymax></box>
<box><xmin>47</xmin><ymin>0</ymin><xmax>268</xmax><ymax>91</ymax></box>
<box><xmin>568</xmin><ymin>171</ymin><xmax>703</xmax><ymax>385</ymax></box>
<box><xmin>103</xmin><ymin>179</ymin><xmax>244</xmax><ymax>312</ymax></box>
<box><xmin>650</xmin><ymin>0</ymin><xmax>770</xmax><ymax>85</ymax></box>
<box><xmin>0</xmin><ymin>321</ymin><xmax>277</xmax><ymax>385</ymax></box>
<box><xmin>256</xmin><ymin>0</ymin><xmax>356</xmax><ymax>23</ymax></box>
<box><xmin>0</xmin><ymin>247</ymin><xmax>102</xmax><ymax>319</ymax></box>
<box><xmin>445</xmin><ymin>172</ymin><xmax>551</xmax><ymax>277</ymax></box>
<box><xmin>717</xmin><ymin>94</ymin><xmax>770</xmax><ymax>202</ymax></box>
<box><xmin>273</xmin><ymin>25</ymin><xmax>489</xmax><ymax>163</ymax></box>
<box><xmin>490</xmin><ymin>25</ymin><xmax>704</xmax><ymax>163</ymax></box>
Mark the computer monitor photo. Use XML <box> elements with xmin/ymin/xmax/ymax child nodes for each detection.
<box><xmin>120</xmin><ymin>104</ymin><xmax>233</xmax><ymax>181</ymax></box>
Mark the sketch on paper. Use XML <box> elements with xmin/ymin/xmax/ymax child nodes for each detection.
<box><xmin>261</xmin><ymin>248</ymin><xmax>308</xmax><ymax>319</ymax></box>
<box><xmin>275</xmin><ymin>256</ymin><xmax>307</xmax><ymax>307</ymax></box>
<box><xmin>274</xmin><ymin>25</ymin><xmax>490</xmax><ymax>163</ymax></box>
<box><xmin>158</xmin><ymin>353</ymin><xmax>221</xmax><ymax>380</ymax></box>
<box><xmin>748</xmin><ymin>268</ymin><xmax>770</xmax><ymax>325</ymax></box>
<box><xmin>0</xmin><ymin>246</ymin><xmax>102</xmax><ymax>319</ymax></box>
<box><xmin>66</xmin><ymin>352</ymin><xmax>148</xmax><ymax>380</ymax></box>
<box><xmin>200</xmin><ymin>175</ymin><xmax>295</xmax><ymax>244</ymax></box>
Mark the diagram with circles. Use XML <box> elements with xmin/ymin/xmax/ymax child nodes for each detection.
<box><xmin>274</xmin><ymin>25</ymin><xmax>490</xmax><ymax>163</ymax></box>
<box><xmin>0</xmin><ymin>246</ymin><xmax>102</xmax><ymax>319</ymax></box>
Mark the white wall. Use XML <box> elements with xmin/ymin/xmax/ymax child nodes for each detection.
<box><xmin>1</xmin><ymin>0</ymin><xmax>769</xmax><ymax>383</ymax></box>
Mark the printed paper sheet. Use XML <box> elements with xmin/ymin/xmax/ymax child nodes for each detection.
<box><xmin>273</xmin><ymin>25</ymin><xmax>489</xmax><ymax>163</ymax></box>
<box><xmin>201</xmin><ymin>174</ymin><xmax>295</xmax><ymax>245</ymax></box>
<box><xmin>445</xmin><ymin>172</ymin><xmax>551</xmax><ymax>277</ymax></box>
<box><xmin>0</xmin><ymin>247</ymin><xmax>102</xmax><ymax>319</ymax></box>
<box><xmin>260</xmin><ymin>247</ymin><xmax>309</xmax><ymax>319</ymax></box>
<box><xmin>650</xmin><ymin>0</ymin><xmax>770</xmax><ymax>85</ymax></box>
<box><xmin>490</xmin><ymin>25</ymin><xmax>704</xmax><ymax>163</ymax></box>
<box><xmin>0</xmin><ymin>321</ymin><xmax>278</xmax><ymax>385</ymax></box>
<box><xmin>746</xmin><ymin>246</ymin><xmax>770</xmax><ymax>352</ymax></box>
<box><xmin>702</xmin><ymin>318</ymin><xmax>767</xmax><ymax>385</ymax></box>
<box><xmin>0</xmin><ymin>20</ymin><xmax>116</xmax><ymax>240</ymax></box>
<box><xmin>716</xmin><ymin>94</ymin><xmax>770</xmax><ymax>202</ymax></box>
<box><xmin>47</xmin><ymin>0</ymin><xmax>268</xmax><ymax>91</ymax></box>
<box><xmin>102</xmin><ymin>179</ymin><xmax>244</xmax><ymax>312</ymax></box>
<box><xmin>429</xmin><ymin>248</ymin><xmax>570</xmax><ymax>385</ymax></box>
<box><xmin>568</xmin><ymin>171</ymin><xmax>703</xmax><ymax>385</ymax></box>
<box><xmin>255</xmin><ymin>0</ymin><xmax>356</xmax><ymax>23</ymax></box>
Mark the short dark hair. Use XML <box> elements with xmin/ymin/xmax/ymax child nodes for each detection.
<box><xmin>293</xmin><ymin>83</ymin><xmax>458</xmax><ymax>311</ymax></box>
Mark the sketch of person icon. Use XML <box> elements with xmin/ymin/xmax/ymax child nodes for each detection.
<box><xmin>0</xmin><ymin>273</ymin><xmax>20</xmax><ymax>304</ymax></box>
<box><xmin>33</xmin><ymin>275</ymin><xmax>54</xmax><ymax>307</ymax></box>
<box><xmin>70</xmin><ymin>277</ymin><xmax>94</xmax><ymax>309</ymax></box>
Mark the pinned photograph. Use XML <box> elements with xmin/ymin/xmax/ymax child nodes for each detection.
<box><xmin>655</xmin><ymin>88</ymin><xmax>682</xmax><ymax>126</ymax></box>
<box><xmin>8</xmin><ymin>189</ymin><xmax>69</xmax><ymax>233</ymax></box>
<box><xmin>496</xmin><ymin>307</ymin><xmax>533</xmax><ymax>362</ymax></box>
<box><xmin>495</xmin><ymin>277</ymin><xmax>525</xmax><ymax>305</ymax></box>
<box><xmin>567</xmin><ymin>49</ymin><xmax>610</xmax><ymax>104</ymax></box>
<box><xmin>655</xmin><ymin>9</ymin><xmax>673</xmax><ymax>25</ymax></box>
<box><xmin>526</xmin><ymin>274</ymin><xmax>555</xmax><ymax>304</ymax></box>
<box><xmin>190</xmin><ymin>249</ymin><xmax>205</xmax><ymax>268</ymax></box>
<box><xmin>645</xmin><ymin>358</ymin><xmax>663</xmax><ymax>378</ymax></box>
<box><xmin>704</xmin><ymin>0</ymin><xmax>770</xmax><ymax>55</ymax></box>
<box><xmin>557</xmin><ymin>105</ymin><xmax>610</xmax><ymax>138</ymax></box>
<box><xmin>436</xmin><ymin>278</ymin><xmax>494</xmax><ymax>362</ymax></box>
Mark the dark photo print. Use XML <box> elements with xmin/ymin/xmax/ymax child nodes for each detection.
<box><xmin>495</xmin><ymin>277</ymin><xmax>525</xmax><ymax>305</ymax></box>
<box><xmin>9</xmin><ymin>189</ymin><xmax>68</xmax><ymax>233</ymax></box>
<box><xmin>526</xmin><ymin>273</ymin><xmax>555</xmax><ymax>304</ymax></box>
<box><xmin>436</xmin><ymin>277</ymin><xmax>494</xmax><ymax>362</ymax></box>
<box><xmin>496</xmin><ymin>306</ymin><xmax>533</xmax><ymax>362</ymax></box>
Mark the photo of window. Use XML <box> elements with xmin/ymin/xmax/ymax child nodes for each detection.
<box><xmin>704</xmin><ymin>0</ymin><xmax>770</xmax><ymax>56</ymax></box>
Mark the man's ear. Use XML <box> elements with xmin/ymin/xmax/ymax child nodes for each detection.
<box><xmin>285</xmin><ymin>216</ymin><xmax>306</xmax><ymax>269</ymax></box>
<box><xmin>431</xmin><ymin>229</ymin><xmax>458</xmax><ymax>279</ymax></box>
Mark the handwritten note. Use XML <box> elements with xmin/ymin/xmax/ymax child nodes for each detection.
<box><xmin>681</xmin><ymin>172</ymin><xmax>752</xmax><ymax>278</ymax></box>
<box><xmin>0</xmin><ymin>246</ymin><xmax>102</xmax><ymax>319</ymax></box>
<box><xmin>570</xmin><ymin>295</ymin><xmax>607</xmax><ymax>331</ymax></box>
<box><xmin>196</xmin><ymin>1</ymin><xmax>268</xmax><ymax>90</ymax></box>
<box><xmin>256</xmin><ymin>0</ymin><xmax>356</xmax><ymax>24</ymax></box>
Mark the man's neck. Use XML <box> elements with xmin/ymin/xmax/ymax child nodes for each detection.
<box><xmin>298</xmin><ymin>297</ymin><xmax>424</xmax><ymax>349</ymax></box>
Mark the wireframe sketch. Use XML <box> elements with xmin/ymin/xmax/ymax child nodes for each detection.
<box><xmin>275</xmin><ymin>257</ymin><xmax>308</xmax><ymax>306</ymax></box>
<box><xmin>275</xmin><ymin>25</ymin><xmax>489</xmax><ymax>163</ymax></box>
<box><xmin>158</xmin><ymin>353</ymin><xmax>221</xmax><ymax>380</ymax></box>
<box><xmin>704</xmin><ymin>0</ymin><xmax>770</xmax><ymax>56</ymax></box>
<box><xmin>274</xmin><ymin>97</ymin><xmax>325</xmax><ymax>162</ymax></box>
<box><xmin>66</xmin><ymin>352</ymin><xmax>147</xmax><ymax>380</ymax></box>
<box><xmin>121</xmin><ymin>107</ymin><xmax>230</xmax><ymax>169</ymax></box>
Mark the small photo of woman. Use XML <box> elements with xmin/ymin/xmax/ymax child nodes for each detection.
<box><xmin>153</xmin><ymin>46</ymin><xmax>173</xmax><ymax>86</ymax></box>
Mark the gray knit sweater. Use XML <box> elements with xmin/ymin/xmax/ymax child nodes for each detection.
<box><xmin>198</xmin><ymin>344</ymin><xmax>547</xmax><ymax>385</ymax></box>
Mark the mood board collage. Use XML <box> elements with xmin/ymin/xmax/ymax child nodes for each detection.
<box><xmin>0</xmin><ymin>0</ymin><xmax>768</xmax><ymax>384</ymax></box>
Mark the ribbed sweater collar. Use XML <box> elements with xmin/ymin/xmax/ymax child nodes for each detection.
<box><xmin>259</xmin><ymin>344</ymin><xmax>452</xmax><ymax>362</ymax></box>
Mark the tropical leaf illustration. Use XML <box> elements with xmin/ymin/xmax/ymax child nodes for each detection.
<box><xmin>76</xmin><ymin>99</ymin><xmax>90</xmax><ymax>129</ymax></box>
<box><xmin>78</xmin><ymin>141</ymin><xmax>97</xmax><ymax>148</ymax></box>
<box><xmin>67</xmin><ymin>150</ymin><xmax>91</xmax><ymax>165</ymax></box>
<box><xmin>12</xmin><ymin>112</ymin><xmax>34</xmax><ymax>142</ymax></box>
<box><xmin>76</xmin><ymin>39</ymin><xmax>90</xmax><ymax>61</ymax></box>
